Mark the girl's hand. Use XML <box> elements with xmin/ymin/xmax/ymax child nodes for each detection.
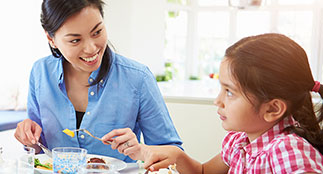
<box><xmin>101</xmin><ymin>128</ymin><xmax>141</xmax><ymax>160</ymax></box>
<box><xmin>14</xmin><ymin>119</ymin><xmax>42</xmax><ymax>146</ymax></box>
<box><xmin>141</xmin><ymin>145</ymin><xmax>182</xmax><ymax>172</ymax></box>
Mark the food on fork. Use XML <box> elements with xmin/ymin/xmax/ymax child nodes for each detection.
<box><xmin>62</xmin><ymin>128</ymin><xmax>75</xmax><ymax>137</ymax></box>
<box><xmin>63</xmin><ymin>128</ymin><xmax>112</xmax><ymax>144</ymax></box>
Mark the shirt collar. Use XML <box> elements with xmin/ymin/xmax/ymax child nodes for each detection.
<box><xmin>57</xmin><ymin>57</ymin><xmax>64</xmax><ymax>85</ymax></box>
<box><xmin>56</xmin><ymin>54</ymin><xmax>114</xmax><ymax>88</ymax></box>
<box><xmin>93</xmin><ymin>51</ymin><xmax>115</xmax><ymax>88</ymax></box>
<box><xmin>238</xmin><ymin>115</ymin><xmax>297</xmax><ymax>157</ymax></box>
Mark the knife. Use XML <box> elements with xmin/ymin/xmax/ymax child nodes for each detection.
<box><xmin>36</xmin><ymin>142</ymin><xmax>52</xmax><ymax>158</ymax></box>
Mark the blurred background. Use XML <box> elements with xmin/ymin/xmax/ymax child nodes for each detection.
<box><xmin>1</xmin><ymin>0</ymin><xmax>323</xmax><ymax>110</ymax></box>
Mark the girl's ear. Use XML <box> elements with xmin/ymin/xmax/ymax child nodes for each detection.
<box><xmin>263</xmin><ymin>99</ymin><xmax>287</xmax><ymax>123</ymax></box>
<box><xmin>45</xmin><ymin>31</ymin><xmax>56</xmax><ymax>48</ymax></box>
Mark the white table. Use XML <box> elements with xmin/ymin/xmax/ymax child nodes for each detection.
<box><xmin>120</xmin><ymin>163</ymin><xmax>146</xmax><ymax>174</ymax></box>
<box><xmin>1</xmin><ymin>129</ymin><xmax>146</xmax><ymax>174</ymax></box>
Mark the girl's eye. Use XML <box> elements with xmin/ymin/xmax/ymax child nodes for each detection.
<box><xmin>93</xmin><ymin>29</ymin><xmax>102</xmax><ymax>36</ymax></box>
<box><xmin>70</xmin><ymin>39</ymin><xmax>80</xmax><ymax>43</ymax></box>
<box><xmin>226</xmin><ymin>89</ymin><xmax>233</xmax><ymax>97</ymax></box>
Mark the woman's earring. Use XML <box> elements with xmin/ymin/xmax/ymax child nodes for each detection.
<box><xmin>50</xmin><ymin>42</ymin><xmax>56</xmax><ymax>49</ymax></box>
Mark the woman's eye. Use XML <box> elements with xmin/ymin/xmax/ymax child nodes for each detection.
<box><xmin>93</xmin><ymin>29</ymin><xmax>102</xmax><ymax>36</ymax></box>
<box><xmin>70</xmin><ymin>39</ymin><xmax>80</xmax><ymax>43</ymax></box>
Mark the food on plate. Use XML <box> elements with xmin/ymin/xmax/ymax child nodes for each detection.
<box><xmin>87</xmin><ymin>163</ymin><xmax>109</xmax><ymax>169</ymax></box>
<box><xmin>62</xmin><ymin>128</ymin><xmax>75</xmax><ymax>137</ymax></box>
<box><xmin>87</xmin><ymin>157</ymin><xmax>109</xmax><ymax>169</ymax></box>
<box><xmin>34</xmin><ymin>158</ymin><xmax>53</xmax><ymax>170</ymax></box>
<box><xmin>88</xmin><ymin>157</ymin><xmax>106</xmax><ymax>164</ymax></box>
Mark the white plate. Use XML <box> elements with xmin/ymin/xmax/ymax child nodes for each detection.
<box><xmin>34</xmin><ymin>154</ymin><xmax>127</xmax><ymax>174</ymax></box>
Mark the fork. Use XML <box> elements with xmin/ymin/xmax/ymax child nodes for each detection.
<box><xmin>74</xmin><ymin>129</ymin><xmax>112</xmax><ymax>144</ymax></box>
<box><xmin>36</xmin><ymin>142</ymin><xmax>52</xmax><ymax>158</ymax></box>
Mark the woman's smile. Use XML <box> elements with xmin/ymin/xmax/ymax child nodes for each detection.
<box><xmin>79</xmin><ymin>50</ymin><xmax>101</xmax><ymax>65</ymax></box>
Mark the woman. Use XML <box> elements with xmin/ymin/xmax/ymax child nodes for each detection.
<box><xmin>14</xmin><ymin>0</ymin><xmax>182</xmax><ymax>162</ymax></box>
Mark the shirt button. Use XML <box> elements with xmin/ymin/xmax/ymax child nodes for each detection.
<box><xmin>90</xmin><ymin>91</ymin><xmax>94</xmax><ymax>96</ymax></box>
<box><xmin>100</xmin><ymin>80</ymin><xmax>103</xmax><ymax>83</ymax></box>
<box><xmin>80</xmin><ymin>135</ymin><xmax>85</xmax><ymax>139</ymax></box>
<box><xmin>87</xmin><ymin>112</ymin><xmax>91</xmax><ymax>115</ymax></box>
<box><xmin>89</xmin><ymin>78</ymin><xmax>93</xmax><ymax>82</ymax></box>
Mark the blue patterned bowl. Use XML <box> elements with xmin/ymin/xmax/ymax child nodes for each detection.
<box><xmin>53</xmin><ymin>147</ymin><xmax>87</xmax><ymax>174</ymax></box>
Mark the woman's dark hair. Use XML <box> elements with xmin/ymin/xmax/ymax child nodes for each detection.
<box><xmin>40</xmin><ymin>0</ymin><xmax>111</xmax><ymax>86</ymax></box>
<box><xmin>225</xmin><ymin>33</ymin><xmax>323</xmax><ymax>154</ymax></box>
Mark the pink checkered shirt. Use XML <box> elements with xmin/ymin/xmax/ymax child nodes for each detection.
<box><xmin>221</xmin><ymin>115</ymin><xmax>323</xmax><ymax>174</ymax></box>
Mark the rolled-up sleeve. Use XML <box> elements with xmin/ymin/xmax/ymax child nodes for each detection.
<box><xmin>138</xmin><ymin>67</ymin><xmax>183</xmax><ymax>149</ymax></box>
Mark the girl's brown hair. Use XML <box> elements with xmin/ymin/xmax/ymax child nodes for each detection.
<box><xmin>225</xmin><ymin>33</ymin><xmax>323</xmax><ymax>153</ymax></box>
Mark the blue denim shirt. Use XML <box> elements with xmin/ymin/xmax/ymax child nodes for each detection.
<box><xmin>27</xmin><ymin>52</ymin><xmax>182</xmax><ymax>162</ymax></box>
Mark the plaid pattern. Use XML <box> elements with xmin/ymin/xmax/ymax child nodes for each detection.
<box><xmin>221</xmin><ymin>116</ymin><xmax>323</xmax><ymax>174</ymax></box>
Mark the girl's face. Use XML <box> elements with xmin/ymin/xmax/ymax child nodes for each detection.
<box><xmin>49</xmin><ymin>6</ymin><xmax>107</xmax><ymax>74</ymax></box>
<box><xmin>214</xmin><ymin>58</ymin><xmax>269</xmax><ymax>140</ymax></box>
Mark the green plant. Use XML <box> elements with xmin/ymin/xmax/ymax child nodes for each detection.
<box><xmin>156</xmin><ymin>74</ymin><xmax>167</xmax><ymax>82</ymax></box>
<box><xmin>189</xmin><ymin>76</ymin><xmax>200</xmax><ymax>80</ymax></box>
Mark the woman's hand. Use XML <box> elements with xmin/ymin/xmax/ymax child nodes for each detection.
<box><xmin>14</xmin><ymin>119</ymin><xmax>42</xmax><ymax>146</ymax></box>
<box><xmin>101</xmin><ymin>128</ymin><xmax>141</xmax><ymax>160</ymax></box>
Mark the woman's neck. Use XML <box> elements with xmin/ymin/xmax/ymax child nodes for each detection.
<box><xmin>63</xmin><ymin>61</ymin><xmax>91</xmax><ymax>86</ymax></box>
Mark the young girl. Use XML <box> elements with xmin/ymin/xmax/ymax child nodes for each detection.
<box><xmin>126</xmin><ymin>33</ymin><xmax>323</xmax><ymax>173</ymax></box>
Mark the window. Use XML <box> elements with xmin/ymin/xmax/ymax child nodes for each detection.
<box><xmin>197</xmin><ymin>12</ymin><xmax>229</xmax><ymax>78</ymax></box>
<box><xmin>164</xmin><ymin>0</ymin><xmax>323</xmax><ymax>82</ymax></box>
<box><xmin>165</xmin><ymin>10</ymin><xmax>188</xmax><ymax>80</ymax></box>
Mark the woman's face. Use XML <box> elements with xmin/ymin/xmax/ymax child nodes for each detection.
<box><xmin>50</xmin><ymin>6</ymin><xmax>107</xmax><ymax>74</ymax></box>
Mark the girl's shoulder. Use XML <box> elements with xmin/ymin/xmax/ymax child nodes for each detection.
<box><xmin>269</xmin><ymin>133</ymin><xmax>315</xmax><ymax>149</ymax></box>
<box><xmin>266</xmin><ymin>133</ymin><xmax>323</xmax><ymax>173</ymax></box>
<box><xmin>267</xmin><ymin>133</ymin><xmax>323</xmax><ymax>160</ymax></box>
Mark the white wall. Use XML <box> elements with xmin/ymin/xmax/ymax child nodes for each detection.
<box><xmin>166</xmin><ymin>102</ymin><xmax>227</xmax><ymax>163</ymax></box>
<box><xmin>104</xmin><ymin>0</ymin><xmax>166</xmax><ymax>75</ymax></box>
<box><xmin>0</xmin><ymin>0</ymin><xmax>50</xmax><ymax>110</ymax></box>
